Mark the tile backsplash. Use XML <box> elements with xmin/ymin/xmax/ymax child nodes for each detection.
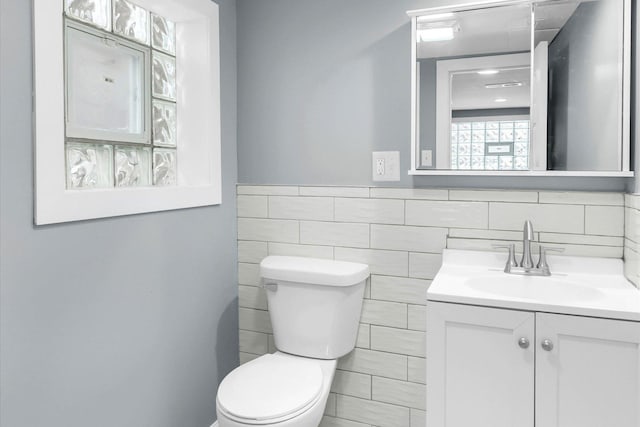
<box><xmin>625</xmin><ymin>194</ymin><xmax>640</xmax><ymax>287</ymax></box>
<box><xmin>236</xmin><ymin>185</ymin><xmax>630</xmax><ymax>427</ymax></box>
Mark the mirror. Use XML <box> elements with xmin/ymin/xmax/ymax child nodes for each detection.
<box><xmin>408</xmin><ymin>0</ymin><xmax>631</xmax><ymax>176</ymax></box>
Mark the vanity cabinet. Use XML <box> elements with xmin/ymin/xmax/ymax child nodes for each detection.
<box><xmin>427</xmin><ymin>301</ymin><xmax>640</xmax><ymax>427</ymax></box>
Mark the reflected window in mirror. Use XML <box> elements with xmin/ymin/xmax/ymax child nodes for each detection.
<box><xmin>451</xmin><ymin>118</ymin><xmax>530</xmax><ymax>171</ymax></box>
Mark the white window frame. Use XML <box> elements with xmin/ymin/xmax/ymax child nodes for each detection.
<box><xmin>33</xmin><ymin>0</ymin><xmax>221</xmax><ymax>224</ymax></box>
<box><xmin>435</xmin><ymin>53</ymin><xmax>531</xmax><ymax>170</ymax></box>
<box><xmin>64</xmin><ymin>18</ymin><xmax>152</xmax><ymax>145</ymax></box>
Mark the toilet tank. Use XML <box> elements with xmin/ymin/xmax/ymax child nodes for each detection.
<box><xmin>260</xmin><ymin>256</ymin><xmax>369</xmax><ymax>360</ymax></box>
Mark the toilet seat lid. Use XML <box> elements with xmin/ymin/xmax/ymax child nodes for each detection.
<box><xmin>217</xmin><ymin>353</ymin><xmax>324</xmax><ymax>422</ymax></box>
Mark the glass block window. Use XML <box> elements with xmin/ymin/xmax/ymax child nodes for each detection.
<box><xmin>450</xmin><ymin>119</ymin><xmax>530</xmax><ymax>170</ymax></box>
<box><xmin>64</xmin><ymin>0</ymin><xmax>177</xmax><ymax>190</ymax></box>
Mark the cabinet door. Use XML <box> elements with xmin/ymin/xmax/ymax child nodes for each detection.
<box><xmin>536</xmin><ymin>313</ymin><xmax>640</xmax><ymax>427</ymax></box>
<box><xmin>427</xmin><ymin>302</ymin><xmax>535</xmax><ymax>427</ymax></box>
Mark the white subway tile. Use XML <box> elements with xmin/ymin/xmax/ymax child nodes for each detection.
<box><xmin>331</xmin><ymin>370</ymin><xmax>372</xmax><ymax>399</ymax></box>
<box><xmin>449</xmin><ymin>189</ymin><xmax>538</xmax><ymax>203</ymax></box>
<box><xmin>539</xmin><ymin>233</ymin><xmax>623</xmax><ymax>247</ymax></box>
<box><xmin>239</xmin><ymin>285</ymin><xmax>267</xmax><ymax>310</ymax></box>
<box><xmin>408</xmin><ymin>357</ymin><xmax>426</xmax><ymax>384</ymax></box>
<box><xmin>626</xmin><ymin>194</ymin><xmax>640</xmax><ymax>210</ymax></box>
<box><xmin>448</xmin><ymin>228</ymin><xmax>531</xmax><ymax>241</ymax></box>
<box><xmin>408</xmin><ymin>253</ymin><xmax>442</xmax><ymax>280</ymax></box>
<box><xmin>361</xmin><ymin>300</ymin><xmax>408</xmax><ymax>328</ymax></box>
<box><xmin>268</xmin><ymin>334</ymin><xmax>277</xmax><ymax>353</ymax></box>
<box><xmin>370</xmin><ymin>188</ymin><xmax>448</xmax><ymax>200</ymax></box>
<box><xmin>300</xmin><ymin>221</ymin><xmax>369</xmax><ymax>248</ymax></box>
<box><xmin>356</xmin><ymin>324</ymin><xmax>370</xmax><ymax>349</ymax></box>
<box><xmin>372</xmin><ymin>376</ymin><xmax>426</xmax><ymax>410</ymax></box>
<box><xmin>585</xmin><ymin>205</ymin><xmax>624</xmax><ymax>236</ymax></box>
<box><xmin>489</xmin><ymin>203</ymin><xmax>584</xmax><ymax>233</ymax></box>
<box><xmin>406</xmin><ymin>200</ymin><xmax>488</xmax><ymax>229</ymax></box>
<box><xmin>238</xmin><ymin>241</ymin><xmax>268</xmax><ymax>263</ymax></box>
<box><xmin>320</xmin><ymin>416</ymin><xmax>371</xmax><ymax>427</ymax></box>
<box><xmin>237</xmin><ymin>195</ymin><xmax>268</xmax><ymax>218</ymax></box>
<box><xmin>239</xmin><ymin>308</ymin><xmax>272</xmax><ymax>334</ymax></box>
<box><xmin>446</xmin><ymin>238</ymin><xmax>525</xmax><ymax>253</ymax></box>
<box><xmin>237</xmin><ymin>185</ymin><xmax>299</xmax><ymax>196</ymax></box>
<box><xmin>269</xmin><ymin>196</ymin><xmax>334</xmax><ymax>221</ymax></box>
<box><xmin>325</xmin><ymin>393</ymin><xmax>337</xmax><ymax>416</ymax></box>
<box><xmin>408</xmin><ymin>305</ymin><xmax>426</xmax><ymax>331</ymax></box>
<box><xmin>239</xmin><ymin>352</ymin><xmax>261</xmax><ymax>364</ymax></box>
<box><xmin>624</xmin><ymin>246</ymin><xmax>640</xmax><ymax>288</ymax></box>
<box><xmin>300</xmin><ymin>186</ymin><xmax>370</xmax><ymax>198</ymax></box>
<box><xmin>267</xmin><ymin>242</ymin><xmax>334</xmax><ymax>259</ymax></box>
<box><xmin>238</xmin><ymin>262</ymin><xmax>260</xmax><ymax>286</ymax></box>
<box><xmin>336</xmin><ymin>395</ymin><xmax>410</xmax><ymax>427</ymax></box>
<box><xmin>370</xmin><ymin>275</ymin><xmax>428</xmax><ymax>305</ymax></box>
<box><xmin>539</xmin><ymin>191</ymin><xmax>623</xmax><ymax>206</ymax></box>
<box><xmin>335</xmin><ymin>198</ymin><xmax>405</xmax><ymax>225</ymax></box>
<box><xmin>239</xmin><ymin>330</ymin><xmax>269</xmax><ymax>355</ymax></box>
<box><xmin>410</xmin><ymin>409</ymin><xmax>426</xmax><ymax>427</ymax></box>
<box><xmin>371</xmin><ymin>326</ymin><xmax>425</xmax><ymax>357</ymax></box>
<box><xmin>626</xmin><ymin>207</ymin><xmax>640</xmax><ymax>243</ymax></box>
<box><xmin>540</xmin><ymin>243</ymin><xmax>622</xmax><ymax>258</ymax></box>
<box><xmin>371</xmin><ymin>225</ymin><xmax>447</xmax><ymax>253</ymax></box>
<box><xmin>335</xmin><ymin>248</ymin><xmax>409</xmax><ymax>276</ymax></box>
<box><xmin>337</xmin><ymin>348</ymin><xmax>407</xmax><ymax>380</ymax></box>
<box><xmin>238</xmin><ymin>218</ymin><xmax>299</xmax><ymax>243</ymax></box>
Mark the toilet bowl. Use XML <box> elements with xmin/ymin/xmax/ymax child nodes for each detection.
<box><xmin>216</xmin><ymin>256</ymin><xmax>369</xmax><ymax>427</ymax></box>
<box><xmin>216</xmin><ymin>352</ymin><xmax>336</xmax><ymax>427</ymax></box>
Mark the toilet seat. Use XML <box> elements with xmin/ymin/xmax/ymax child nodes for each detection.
<box><xmin>217</xmin><ymin>353</ymin><xmax>324</xmax><ymax>425</ymax></box>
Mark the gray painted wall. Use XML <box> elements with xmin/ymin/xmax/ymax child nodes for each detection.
<box><xmin>237</xmin><ymin>0</ymin><xmax>629</xmax><ymax>191</ymax></box>
<box><xmin>547</xmin><ymin>1</ymin><xmax>621</xmax><ymax>171</ymax></box>
<box><xmin>419</xmin><ymin>58</ymin><xmax>437</xmax><ymax>168</ymax></box>
<box><xmin>0</xmin><ymin>1</ymin><xmax>238</xmax><ymax>426</ymax></box>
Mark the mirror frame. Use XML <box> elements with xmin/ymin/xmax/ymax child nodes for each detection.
<box><xmin>407</xmin><ymin>0</ymin><xmax>633</xmax><ymax>177</ymax></box>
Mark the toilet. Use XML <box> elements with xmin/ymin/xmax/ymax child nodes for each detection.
<box><xmin>216</xmin><ymin>256</ymin><xmax>370</xmax><ymax>427</ymax></box>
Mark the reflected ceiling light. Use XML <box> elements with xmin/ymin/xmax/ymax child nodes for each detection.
<box><xmin>485</xmin><ymin>82</ymin><xmax>524</xmax><ymax>89</ymax></box>
<box><xmin>494</xmin><ymin>98</ymin><xmax>508</xmax><ymax>103</ymax></box>
<box><xmin>417</xmin><ymin>13</ymin><xmax>455</xmax><ymax>22</ymax></box>
<box><xmin>418</xmin><ymin>27</ymin><xmax>456</xmax><ymax>42</ymax></box>
<box><xmin>477</xmin><ymin>69</ymin><xmax>500</xmax><ymax>75</ymax></box>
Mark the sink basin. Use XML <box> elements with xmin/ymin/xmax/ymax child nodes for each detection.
<box><xmin>463</xmin><ymin>275</ymin><xmax>604</xmax><ymax>303</ymax></box>
<box><xmin>427</xmin><ymin>249</ymin><xmax>640</xmax><ymax>321</ymax></box>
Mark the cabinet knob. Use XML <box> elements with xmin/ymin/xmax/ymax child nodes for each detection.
<box><xmin>518</xmin><ymin>337</ymin><xmax>530</xmax><ymax>349</ymax></box>
<box><xmin>541</xmin><ymin>339</ymin><xmax>554</xmax><ymax>351</ymax></box>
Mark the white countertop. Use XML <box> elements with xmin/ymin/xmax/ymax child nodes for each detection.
<box><xmin>427</xmin><ymin>249</ymin><xmax>640</xmax><ymax>321</ymax></box>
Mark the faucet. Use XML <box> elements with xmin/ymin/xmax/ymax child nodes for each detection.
<box><xmin>521</xmin><ymin>220</ymin><xmax>535</xmax><ymax>269</ymax></box>
<box><xmin>494</xmin><ymin>220</ymin><xmax>563</xmax><ymax>276</ymax></box>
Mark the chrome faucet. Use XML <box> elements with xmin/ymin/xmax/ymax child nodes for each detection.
<box><xmin>520</xmin><ymin>220</ymin><xmax>535</xmax><ymax>269</ymax></box>
<box><xmin>494</xmin><ymin>220</ymin><xmax>563</xmax><ymax>276</ymax></box>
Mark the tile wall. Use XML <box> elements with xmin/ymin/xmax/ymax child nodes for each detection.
<box><xmin>236</xmin><ymin>185</ymin><xmax>627</xmax><ymax>427</ymax></box>
<box><xmin>625</xmin><ymin>194</ymin><xmax>640</xmax><ymax>287</ymax></box>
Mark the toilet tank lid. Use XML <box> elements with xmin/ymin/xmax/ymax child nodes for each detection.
<box><xmin>260</xmin><ymin>256</ymin><xmax>370</xmax><ymax>286</ymax></box>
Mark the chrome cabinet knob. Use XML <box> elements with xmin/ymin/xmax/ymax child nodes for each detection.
<box><xmin>518</xmin><ymin>337</ymin><xmax>530</xmax><ymax>349</ymax></box>
<box><xmin>541</xmin><ymin>339</ymin><xmax>554</xmax><ymax>351</ymax></box>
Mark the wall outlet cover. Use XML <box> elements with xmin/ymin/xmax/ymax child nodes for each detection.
<box><xmin>421</xmin><ymin>149</ymin><xmax>433</xmax><ymax>167</ymax></box>
<box><xmin>372</xmin><ymin>151</ymin><xmax>400</xmax><ymax>181</ymax></box>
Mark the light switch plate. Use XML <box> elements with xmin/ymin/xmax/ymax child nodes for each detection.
<box><xmin>372</xmin><ymin>151</ymin><xmax>400</xmax><ymax>181</ymax></box>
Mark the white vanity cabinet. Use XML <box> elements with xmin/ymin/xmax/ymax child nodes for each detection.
<box><xmin>427</xmin><ymin>301</ymin><xmax>640</xmax><ymax>427</ymax></box>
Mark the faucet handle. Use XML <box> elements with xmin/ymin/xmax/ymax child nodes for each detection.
<box><xmin>537</xmin><ymin>246</ymin><xmax>564</xmax><ymax>269</ymax></box>
<box><xmin>492</xmin><ymin>243</ymin><xmax>518</xmax><ymax>271</ymax></box>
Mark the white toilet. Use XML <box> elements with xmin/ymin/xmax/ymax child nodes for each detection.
<box><xmin>216</xmin><ymin>256</ymin><xmax>370</xmax><ymax>427</ymax></box>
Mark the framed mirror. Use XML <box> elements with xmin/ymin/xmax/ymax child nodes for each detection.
<box><xmin>408</xmin><ymin>0</ymin><xmax>632</xmax><ymax>177</ymax></box>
